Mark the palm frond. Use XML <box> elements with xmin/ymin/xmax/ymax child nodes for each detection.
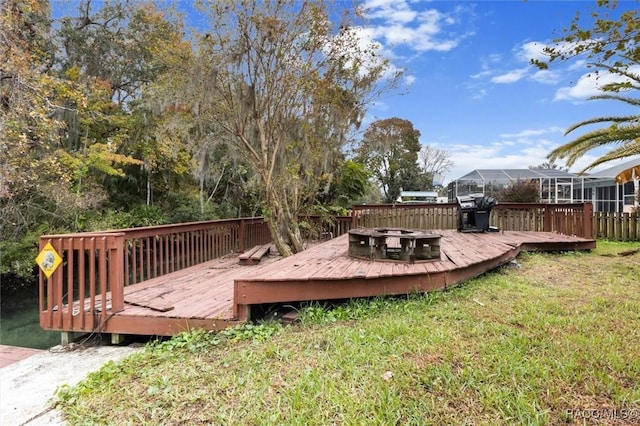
<box><xmin>592</xmin><ymin>62</ymin><xmax>640</xmax><ymax>85</ymax></box>
<box><xmin>578</xmin><ymin>140</ymin><xmax>640</xmax><ymax>172</ymax></box>
<box><xmin>565</xmin><ymin>115</ymin><xmax>640</xmax><ymax>135</ymax></box>
<box><xmin>549</xmin><ymin>124</ymin><xmax>640</xmax><ymax>167</ymax></box>
<box><xmin>588</xmin><ymin>94</ymin><xmax>640</xmax><ymax>107</ymax></box>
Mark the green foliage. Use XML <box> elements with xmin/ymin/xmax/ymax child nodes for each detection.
<box><xmin>0</xmin><ymin>220</ymin><xmax>69</xmax><ymax>281</ymax></box>
<box><xmin>55</xmin><ymin>363</ymin><xmax>116</xmax><ymax>407</ymax></box>
<box><xmin>161</xmin><ymin>193</ymin><xmax>220</xmax><ymax>224</ymax></box>
<box><xmin>0</xmin><ymin>237</ymin><xmax>39</xmax><ymax>280</ymax></box>
<box><xmin>356</xmin><ymin>117</ymin><xmax>426</xmax><ymax>203</ymax></box>
<box><xmin>328</xmin><ymin>159</ymin><xmax>372</xmax><ymax>208</ymax></box>
<box><xmin>298</xmin><ymin>297</ymin><xmax>399</xmax><ymax>324</ymax></box>
<box><xmin>218</xmin><ymin>322</ymin><xmax>281</xmax><ymax>342</ymax></box>
<box><xmin>86</xmin><ymin>205</ymin><xmax>168</xmax><ymax>231</ymax></box>
<box><xmin>147</xmin><ymin>323</ymin><xmax>281</xmax><ymax>353</ymax></box>
<box><xmin>2</xmin><ymin>0</ymin><xmax>400</xmax><ymax>282</ymax></box>
<box><xmin>148</xmin><ymin>329</ymin><xmax>223</xmax><ymax>353</ymax></box>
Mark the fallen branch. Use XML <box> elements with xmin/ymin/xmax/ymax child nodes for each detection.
<box><xmin>617</xmin><ymin>248</ymin><xmax>640</xmax><ymax>257</ymax></box>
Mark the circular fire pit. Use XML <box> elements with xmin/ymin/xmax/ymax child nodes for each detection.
<box><xmin>348</xmin><ymin>227</ymin><xmax>441</xmax><ymax>263</ymax></box>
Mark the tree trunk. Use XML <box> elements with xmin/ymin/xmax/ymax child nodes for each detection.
<box><xmin>265</xmin><ymin>213</ymin><xmax>293</xmax><ymax>257</ymax></box>
<box><xmin>264</xmin><ymin>186</ymin><xmax>304</xmax><ymax>256</ymax></box>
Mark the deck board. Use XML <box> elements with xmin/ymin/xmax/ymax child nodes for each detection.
<box><xmin>46</xmin><ymin>230</ymin><xmax>595</xmax><ymax>337</ymax></box>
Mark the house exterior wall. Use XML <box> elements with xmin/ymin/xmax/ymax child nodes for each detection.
<box><xmin>573</xmin><ymin>180</ymin><xmax>636</xmax><ymax>213</ymax></box>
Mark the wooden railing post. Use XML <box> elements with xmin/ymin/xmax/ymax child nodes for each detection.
<box><xmin>582</xmin><ymin>202</ymin><xmax>594</xmax><ymax>239</ymax></box>
<box><xmin>351</xmin><ymin>207</ymin><xmax>358</xmax><ymax>229</ymax></box>
<box><xmin>543</xmin><ymin>205</ymin><xmax>552</xmax><ymax>233</ymax></box>
<box><xmin>238</xmin><ymin>218</ymin><xmax>246</xmax><ymax>253</ymax></box>
<box><xmin>109</xmin><ymin>233</ymin><xmax>125</xmax><ymax>312</ymax></box>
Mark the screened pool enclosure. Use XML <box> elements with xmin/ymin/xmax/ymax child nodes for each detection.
<box><xmin>447</xmin><ymin>158</ymin><xmax>640</xmax><ymax>212</ymax></box>
<box><xmin>447</xmin><ymin>168</ymin><xmax>583</xmax><ymax>204</ymax></box>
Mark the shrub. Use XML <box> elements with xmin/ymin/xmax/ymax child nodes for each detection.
<box><xmin>497</xmin><ymin>179</ymin><xmax>540</xmax><ymax>202</ymax></box>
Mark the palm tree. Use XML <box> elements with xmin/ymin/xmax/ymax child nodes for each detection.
<box><xmin>547</xmin><ymin>66</ymin><xmax>640</xmax><ymax>173</ymax></box>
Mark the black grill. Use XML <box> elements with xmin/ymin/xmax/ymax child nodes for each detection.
<box><xmin>456</xmin><ymin>194</ymin><xmax>497</xmax><ymax>233</ymax></box>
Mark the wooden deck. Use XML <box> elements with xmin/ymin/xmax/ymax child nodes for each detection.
<box><xmin>43</xmin><ymin>230</ymin><xmax>595</xmax><ymax>337</ymax></box>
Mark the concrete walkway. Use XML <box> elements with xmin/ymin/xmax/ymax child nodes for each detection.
<box><xmin>1</xmin><ymin>343</ymin><xmax>143</xmax><ymax>426</ymax></box>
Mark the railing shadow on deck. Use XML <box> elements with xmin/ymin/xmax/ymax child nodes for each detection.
<box><xmin>39</xmin><ymin>203</ymin><xmax>594</xmax><ymax>334</ymax></box>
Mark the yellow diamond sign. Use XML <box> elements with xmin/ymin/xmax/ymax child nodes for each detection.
<box><xmin>35</xmin><ymin>242</ymin><xmax>62</xmax><ymax>278</ymax></box>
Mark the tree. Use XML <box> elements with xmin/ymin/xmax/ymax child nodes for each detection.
<box><xmin>168</xmin><ymin>0</ymin><xmax>398</xmax><ymax>256</ymax></box>
<box><xmin>533</xmin><ymin>0</ymin><xmax>640</xmax><ymax>172</ymax></box>
<box><xmin>0</xmin><ymin>0</ymin><xmax>77</xmax><ymax>277</ymax></box>
<box><xmin>418</xmin><ymin>145</ymin><xmax>453</xmax><ymax>189</ymax></box>
<box><xmin>497</xmin><ymin>179</ymin><xmax>540</xmax><ymax>203</ymax></box>
<box><xmin>56</xmin><ymin>1</ymin><xmax>188</xmax><ymax>215</ymax></box>
<box><xmin>317</xmin><ymin>159</ymin><xmax>371</xmax><ymax>210</ymax></box>
<box><xmin>529</xmin><ymin>160</ymin><xmax>568</xmax><ymax>171</ymax></box>
<box><xmin>356</xmin><ymin>118</ymin><xmax>422</xmax><ymax>203</ymax></box>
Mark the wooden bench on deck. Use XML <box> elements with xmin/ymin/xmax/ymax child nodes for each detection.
<box><xmin>239</xmin><ymin>244</ymin><xmax>271</xmax><ymax>265</ymax></box>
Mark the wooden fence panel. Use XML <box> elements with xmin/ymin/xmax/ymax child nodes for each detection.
<box><xmin>350</xmin><ymin>203</ymin><xmax>596</xmax><ymax>239</ymax></box>
<box><xmin>593</xmin><ymin>212</ymin><xmax>640</xmax><ymax>241</ymax></box>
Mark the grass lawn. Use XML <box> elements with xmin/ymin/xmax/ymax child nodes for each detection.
<box><xmin>55</xmin><ymin>240</ymin><xmax>640</xmax><ymax>425</ymax></box>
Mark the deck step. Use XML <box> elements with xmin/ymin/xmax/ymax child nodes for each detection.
<box><xmin>239</xmin><ymin>244</ymin><xmax>271</xmax><ymax>265</ymax></box>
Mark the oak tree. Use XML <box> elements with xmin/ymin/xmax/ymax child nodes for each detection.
<box><xmin>356</xmin><ymin>117</ymin><xmax>422</xmax><ymax>203</ymax></box>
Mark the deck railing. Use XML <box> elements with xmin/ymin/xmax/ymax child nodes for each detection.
<box><xmin>38</xmin><ymin>203</ymin><xmax>596</xmax><ymax>333</ymax></box>
<box><xmin>349</xmin><ymin>202</ymin><xmax>594</xmax><ymax>239</ymax></box>
<box><xmin>39</xmin><ymin>218</ymin><xmax>270</xmax><ymax>332</ymax></box>
<box><xmin>38</xmin><ymin>232</ymin><xmax>125</xmax><ymax>333</ymax></box>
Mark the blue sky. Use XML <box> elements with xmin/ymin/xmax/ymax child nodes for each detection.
<box><xmin>357</xmin><ymin>0</ymin><xmax>639</xmax><ymax>183</ymax></box>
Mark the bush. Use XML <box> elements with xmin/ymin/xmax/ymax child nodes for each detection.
<box><xmin>85</xmin><ymin>205</ymin><xmax>167</xmax><ymax>230</ymax></box>
<box><xmin>497</xmin><ymin>179</ymin><xmax>540</xmax><ymax>202</ymax></box>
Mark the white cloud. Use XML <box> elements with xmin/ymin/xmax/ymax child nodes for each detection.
<box><xmin>428</xmin><ymin>126</ymin><xmax>574</xmax><ymax>183</ymax></box>
<box><xmin>517</xmin><ymin>41</ymin><xmax>548</xmax><ymax>63</ymax></box>
<box><xmin>554</xmin><ymin>66</ymin><xmax>640</xmax><ymax>101</ymax></box>
<box><xmin>568</xmin><ymin>59</ymin><xmax>587</xmax><ymax>71</ymax></box>
<box><xmin>491</xmin><ymin>67</ymin><xmax>529</xmax><ymax>84</ymax></box>
<box><xmin>362</xmin><ymin>0</ymin><xmax>465</xmax><ymax>53</ymax></box>
<box><xmin>474</xmin><ymin>41</ymin><xmax>558</xmax><ymax>87</ymax></box>
<box><xmin>363</xmin><ymin>0</ymin><xmax>417</xmax><ymax>24</ymax></box>
<box><xmin>403</xmin><ymin>74</ymin><xmax>416</xmax><ymax>86</ymax></box>
<box><xmin>530</xmin><ymin>69</ymin><xmax>561</xmax><ymax>85</ymax></box>
<box><xmin>472</xmin><ymin>39</ymin><xmax>579</xmax><ymax>89</ymax></box>
<box><xmin>554</xmin><ymin>75</ymin><xmax>597</xmax><ymax>101</ymax></box>
<box><xmin>470</xmin><ymin>69</ymin><xmax>492</xmax><ymax>80</ymax></box>
<box><xmin>500</xmin><ymin>127</ymin><xmax>563</xmax><ymax>139</ymax></box>
<box><xmin>471</xmin><ymin>88</ymin><xmax>486</xmax><ymax>99</ymax></box>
